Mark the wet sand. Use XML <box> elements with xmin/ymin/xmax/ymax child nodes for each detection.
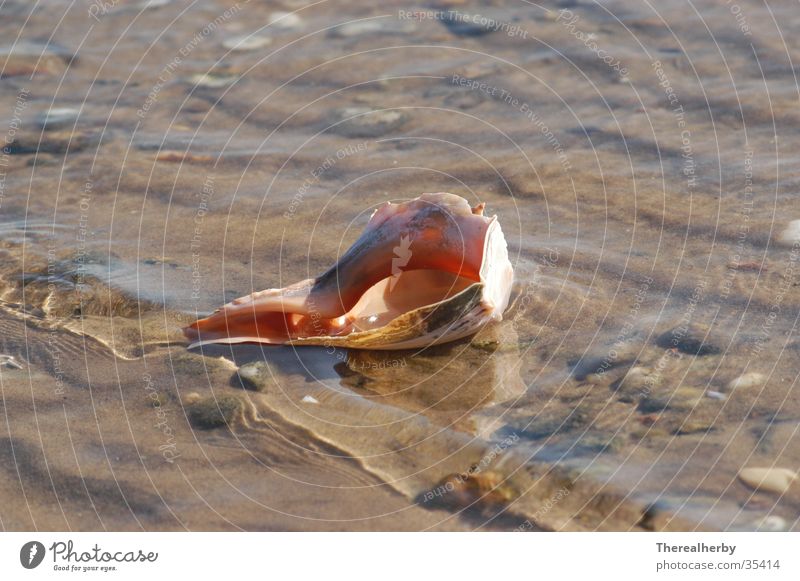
<box><xmin>1</xmin><ymin>0</ymin><xmax>799</xmax><ymax>530</ymax></box>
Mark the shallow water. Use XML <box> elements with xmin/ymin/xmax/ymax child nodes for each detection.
<box><xmin>1</xmin><ymin>0</ymin><xmax>799</xmax><ymax>530</ymax></box>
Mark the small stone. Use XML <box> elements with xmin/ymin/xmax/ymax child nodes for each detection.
<box><xmin>301</xmin><ymin>395</ymin><xmax>319</xmax><ymax>404</ymax></box>
<box><xmin>0</xmin><ymin>41</ymin><xmax>71</xmax><ymax>78</ymax></box>
<box><xmin>222</xmin><ymin>35</ymin><xmax>272</xmax><ymax>51</ymax></box>
<box><xmin>542</xmin><ymin>10</ymin><xmax>559</xmax><ymax>22</ymax></box>
<box><xmin>614</xmin><ymin>366</ymin><xmax>656</xmax><ymax>401</ymax></box>
<box><xmin>470</xmin><ymin>338</ymin><xmax>500</xmax><ymax>352</ymax></box>
<box><xmin>777</xmin><ymin>220</ymin><xmax>800</xmax><ymax>247</ymax></box>
<box><xmin>738</xmin><ymin>467</ymin><xmax>798</xmax><ymax>495</ymax></box>
<box><xmin>6</xmin><ymin>130</ymin><xmax>100</xmax><ymax>155</ymax></box>
<box><xmin>36</xmin><ymin>107</ymin><xmax>80</xmax><ymax>131</ymax></box>
<box><xmin>656</xmin><ymin>323</ymin><xmax>720</xmax><ymax>356</ymax></box>
<box><xmin>727</xmin><ymin>372</ymin><xmax>767</xmax><ymax>392</ymax></box>
<box><xmin>430</xmin><ymin>0</ymin><xmax>468</xmax><ymax>7</ymax></box>
<box><xmin>752</xmin><ymin>515</ymin><xmax>787</xmax><ymax>531</ymax></box>
<box><xmin>330</xmin><ymin>20</ymin><xmax>386</xmax><ymax>37</ymax></box>
<box><xmin>440</xmin><ymin>10</ymin><xmax>498</xmax><ymax>37</ymax></box>
<box><xmin>639</xmin><ymin>413</ymin><xmax>659</xmax><ymax>426</ymax></box>
<box><xmin>187</xmin><ymin>73</ymin><xmax>238</xmax><ymax>88</ymax></box>
<box><xmin>637</xmin><ymin>396</ymin><xmax>670</xmax><ymax>414</ymax></box>
<box><xmin>187</xmin><ymin>395</ymin><xmax>243</xmax><ymax>429</ymax></box>
<box><xmin>638</xmin><ymin>388</ymin><xmax>703</xmax><ymax>413</ymax></box>
<box><xmin>0</xmin><ymin>355</ymin><xmax>24</xmax><ymax>369</ymax></box>
<box><xmin>329</xmin><ymin>20</ymin><xmax>414</xmax><ymax>38</ymax></box>
<box><xmin>269</xmin><ymin>11</ymin><xmax>303</xmax><ymax>29</ymax></box>
<box><xmin>184</xmin><ymin>392</ymin><xmax>201</xmax><ymax>405</ymax></box>
<box><xmin>672</xmin><ymin>421</ymin><xmax>714</xmax><ymax>435</ymax></box>
<box><xmin>424</xmin><ymin>470</ymin><xmax>517</xmax><ymax>509</ymax></box>
<box><xmin>328</xmin><ymin>106</ymin><xmax>408</xmax><ymax>138</ymax></box>
<box><xmin>236</xmin><ymin>361</ymin><xmax>270</xmax><ymax>391</ymax></box>
<box><xmin>672</xmin><ymin>388</ymin><xmax>705</xmax><ymax>410</ymax></box>
<box><xmin>156</xmin><ymin>151</ymin><xmax>214</xmax><ymax>164</ymax></box>
<box><xmin>568</xmin><ymin>350</ymin><xmax>635</xmax><ymax>381</ymax></box>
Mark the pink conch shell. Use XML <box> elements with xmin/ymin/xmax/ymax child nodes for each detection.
<box><xmin>185</xmin><ymin>192</ymin><xmax>514</xmax><ymax>350</ymax></box>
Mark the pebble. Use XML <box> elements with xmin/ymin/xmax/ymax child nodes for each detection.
<box><xmin>183</xmin><ymin>392</ymin><xmax>201</xmax><ymax>405</ymax></box>
<box><xmin>727</xmin><ymin>372</ymin><xmax>767</xmax><ymax>392</ymax></box>
<box><xmin>614</xmin><ymin>366</ymin><xmax>655</xmax><ymax>402</ymax></box>
<box><xmin>425</xmin><ymin>470</ymin><xmax>517</xmax><ymax>509</ymax></box>
<box><xmin>269</xmin><ymin>11</ymin><xmax>303</xmax><ymax>29</ymax></box>
<box><xmin>329</xmin><ymin>20</ymin><xmax>414</xmax><ymax>38</ymax></box>
<box><xmin>329</xmin><ymin>106</ymin><xmax>408</xmax><ymax>138</ymax></box>
<box><xmin>440</xmin><ymin>11</ymin><xmax>499</xmax><ymax>37</ymax></box>
<box><xmin>424</xmin><ymin>83</ymin><xmax>489</xmax><ymax>110</ymax></box>
<box><xmin>6</xmin><ymin>130</ymin><xmax>100</xmax><ymax>155</ymax></box>
<box><xmin>187</xmin><ymin>73</ymin><xmax>238</xmax><ymax>88</ymax></box>
<box><xmin>222</xmin><ymin>35</ymin><xmax>272</xmax><ymax>51</ymax></box>
<box><xmin>0</xmin><ymin>355</ymin><xmax>24</xmax><ymax>369</ymax></box>
<box><xmin>738</xmin><ymin>467</ymin><xmax>798</xmax><ymax>495</ymax></box>
<box><xmin>0</xmin><ymin>41</ymin><xmax>70</xmax><ymax>78</ymax></box>
<box><xmin>330</xmin><ymin>20</ymin><xmax>387</xmax><ymax>37</ymax></box>
<box><xmin>672</xmin><ymin>421</ymin><xmax>714</xmax><ymax>436</ymax></box>
<box><xmin>431</xmin><ymin>0</ymin><xmax>469</xmax><ymax>7</ymax></box>
<box><xmin>187</xmin><ymin>395</ymin><xmax>243</xmax><ymax>429</ymax></box>
<box><xmin>36</xmin><ymin>107</ymin><xmax>80</xmax><ymax>131</ymax></box>
<box><xmin>155</xmin><ymin>151</ymin><xmax>214</xmax><ymax>164</ymax></box>
<box><xmin>301</xmin><ymin>395</ymin><xmax>319</xmax><ymax>404</ymax></box>
<box><xmin>568</xmin><ymin>349</ymin><xmax>636</xmax><ymax>381</ymax></box>
<box><xmin>751</xmin><ymin>515</ymin><xmax>787</xmax><ymax>532</ymax></box>
<box><xmin>236</xmin><ymin>361</ymin><xmax>270</xmax><ymax>391</ymax></box>
<box><xmin>777</xmin><ymin>220</ymin><xmax>800</xmax><ymax>247</ymax></box>
<box><xmin>638</xmin><ymin>387</ymin><xmax>704</xmax><ymax>413</ymax></box>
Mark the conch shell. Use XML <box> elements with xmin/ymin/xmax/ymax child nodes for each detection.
<box><xmin>185</xmin><ymin>192</ymin><xmax>514</xmax><ymax>350</ymax></box>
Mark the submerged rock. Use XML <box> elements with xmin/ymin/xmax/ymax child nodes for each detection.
<box><xmin>671</xmin><ymin>421</ymin><xmax>715</xmax><ymax>436</ymax></box>
<box><xmin>613</xmin><ymin>366</ymin><xmax>658</xmax><ymax>402</ymax></box>
<box><xmin>328</xmin><ymin>106</ymin><xmax>408</xmax><ymax>138</ymax></box>
<box><xmin>0</xmin><ymin>41</ymin><xmax>71</xmax><ymax>78</ymax></box>
<box><xmin>727</xmin><ymin>372</ymin><xmax>767</xmax><ymax>392</ymax></box>
<box><xmin>637</xmin><ymin>388</ymin><xmax>703</xmax><ymax>414</ymax></box>
<box><xmin>440</xmin><ymin>11</ymin><xmax>499</xmax><ymax>37</ymax></box>
<box><xmin>738</xmin><ymin>467</ymin><xmax>798</xmax><ymax>495</ymax></box>
<box><xmin>235</xmin><ymin>361</ymin><xmax>270</xmax><ymax>391</ymax></box>
<box><xmin>36</xmin><ymin>107</ymin><xmax>80</xmax><ymax>130</ymax></box>
<box><xmin>6</xmin><ymin>130</ymin><xmax>100</xmax><ymax>155</ymax></box>
<box><xmin>568</xmin><ymin>348</ymin><xmax>636</xmax><ymax>381</ymax></box>
<box><xmin>187</xmin><ymin>395</ymin><xmax>243</xmax><ymax>429</ymax></box>
<box><xmin>423</xmin><ymin>469</ymin><xmax>517</xmax><ymax>509</ymax></box>
<box><xmin>269</xmin><ymin>11</ymin><xmax>303</xmax><ymax>29</ymax></box>
<box><xmin>187</xmin><ymin>72</ymin><xmax>239</xmax><ymax>88</ymax></box>
<box><xmin>751</xmin><ymin>515</ymin><xmax>787</xmax><ymax>531</ymax></box>
<box><xmin>329</xmin><ymin>20</ymin><xmax>414</xmax><ymax>38</ymax></box>
<box><xmin>222</xmin><ymin>34</ymin><xmax>272</xmax><ymax>51</ymax></box>
<box><xmin>0</xmin><ymin>355</ymin><xmax>24</xmax><ymax>370</ymax></box>
<box><xmin>777</xmin><ymin>220</ymin><xmax>800</xmax><ymax>247</ymax></box>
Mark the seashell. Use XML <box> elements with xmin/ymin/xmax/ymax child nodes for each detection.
<box><xmin>185</xmin><ymin>192</ymin><xmax>514</xmax><ymax>350</ymax></box>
